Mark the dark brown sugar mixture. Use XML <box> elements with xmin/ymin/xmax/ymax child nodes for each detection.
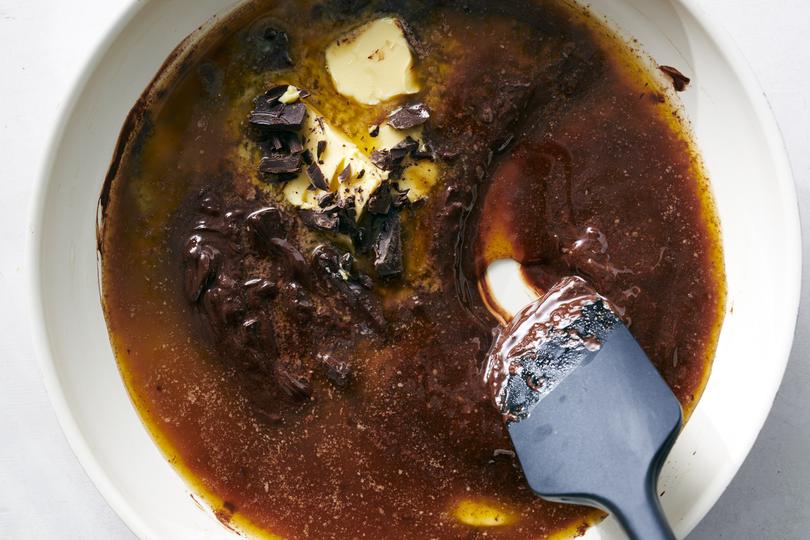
<box><xmin>99</xmin><ymin>0</ymin><xmax>726</xmax><ymax>538</ymax></box>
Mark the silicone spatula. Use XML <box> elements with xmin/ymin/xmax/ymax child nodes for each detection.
<box><xmin>483</xmin><ymin>259</ymin><xmax>682</xmax><ymax>540</ymax></box>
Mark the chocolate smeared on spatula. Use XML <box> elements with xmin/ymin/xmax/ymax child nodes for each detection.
<box><xmin>484</xmin><ymin>273</ymin><xmax>682</xmax><ymax>540</ymax></box>
<box><xmin>485</xmin><ymin>276</ymin><xmax>620</xmax><ymax>422</ymax></box>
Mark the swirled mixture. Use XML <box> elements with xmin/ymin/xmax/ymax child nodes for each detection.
<box><xmin>99</xmin><ymin>0</ymin><xmax>725</xmax><ymax>538</ymax></box>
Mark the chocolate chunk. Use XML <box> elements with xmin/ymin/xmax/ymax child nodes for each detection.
<box><xmin>387</xmin><ymin>103</ymin><xmax>430</xmax><ymax>129</ymax></box>
<box><xmin>495</xmin><ymin>134</ymin><xmax>514</xmax><ymax>154</ymax></box>
<box><xmin>436</xmin><ymin>146</ymin><xmax>460</xmax><ymax>161</ymax></box>
<box><xmin>248</xmin><ymin>21</ymin><xmax>293</xmax><ymax>71</ymax></box>
<box><xmin>368</xmin><ymin>124</ymin><xmax>380</xmax><ymax>137</ymax></box>
<box><xmin>275</xmin><ymin>365</ymin><xmax>312</xmax><ymax>399</ymax></box>
<box><xmin>357</xmin><ymin>169</ymin><xmax>366</xmax><ymax>179</ymax></box>
<box><xmin>392</xmin><ymin>136</ymin><xmax>419</xmax><ymax>158</ymax></box>
<box><xmin>267</xmin><ymin>134</ymin><xmax>284</xmax><ymax>151</ymax></box>
<box><xmin>312</xmin><ymin>244</ymin><xmax>341</xmax><ymax>272</ymax></box>
<box><xmin>257</xmin><ymin>172</ymin><xmax>296</xmax><ymax>185</ymax></box>
<box><xmin>245</xmin><ymin>207</ymin><xmax>288</xmax><ymax>246</ymax></box>
<box><xmin>356</xmin><ymin>273</ymin><xmax>374</xmax><ymax>289</ymax></box>
<box><xmin>411</xmin><ymin>141</ymin><xmax>435</xmax><ymax>161</ymax></box>
<box><xmin>267</xmin><ymin>238</ymin><xmax>311</xmax><ymax>285</ymax></box>
<box><xmin>339</xmin><ymin>195</ymin><xmax>356</xmax><ymax>212</ymax></box>
<box><xmin>258</xmin><ymin>153</ymin><xmax>303</xmax><ymax>175</ymax></box>
<box><xmin>183</xmin><ymin>235</ymin><xmax>219</xmax><ymax>302</ymax></box>
<box><xmin>306</xmin><ymin>162</ymin><xmax>330</xmax><ymax>190</ymax></box>
<box><xmin>299</xmin><ymin>209</ymin><xmax>340</xmax><ymax>232</ymax></box>
<box><xmin>339</xmin><ymin>252</ymin><xmax>354</xmax><ymax>272</ymax></box>
<box><xmin>367</xmin><ymin>182</ymin><xmax>392</xmax><ymax>215</ymax></box>
<box><xmin>201</xmin><ymin>277</ymin><xmax>245</xmax><ymax>328</ymax></box>
<box><xmin>316</xmin><ymin>140</ymin><xmax>327</xmax><ymax>161</ymax></box>
<box><xmin>659</xmin><ymin>65</ymin><xmax>690</xmax><ymax>92</ymax></box>
<box><xmin>249</xmin><ymin>102</ymin><xmax>306</xmax><ymax>131</ymax></box>
<box><xmin>372</xmin><ymin>212</ymin><xmax>403</xmax><ymax>278</ymax></box>
<box><xmin>371</xmin><ymin>149</ymin><xmax>392</xmax><ymax>171</ymax></box>
<box><xmin>253</xmin><ymin>86</ymin><xmax>291</xmax><ymax>111</ymax></box>
<box><xmin>318</xmin><ymin>354</ymin><xmax>352</xmax><ymax>388</ymax></box>
<box><xmin>317</xmin><ymin>191</ymin><xmax>338</xmax><ymax>208</ymax></box>
<box><xmin>371</xmin><ymin>137</ymin><xmax>418</xmax><ymax>171</ymax></box>
<box><xmin>282</xmin><ymin>132</ymin><xmax>304</xmax><ymax>154</ymax></box>
<box><xmin>337</xmin><ymin>164</ymin><xmax>352</xmax><ymax>184</ymax></box>
<box><xmin>392</xmin><ymin>188</ymin><xmax>411</xmax><ymax>209</ymax></box>
<box><xmin>244</xmin><ymin>278</ymin><xmax>278</xmax><ymax>307</ymax></box>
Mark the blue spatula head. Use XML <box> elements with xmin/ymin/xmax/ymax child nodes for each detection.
<box><xmin>485</xmin><ymin>276</ymin><xmax>682</xmax><ymax>540</ymax></box>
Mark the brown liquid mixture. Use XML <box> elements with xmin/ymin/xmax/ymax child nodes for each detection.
<box><xmin>99</xmin><ymin>1</ymin><xmax>725</xmax><ymax>538</ymax></box>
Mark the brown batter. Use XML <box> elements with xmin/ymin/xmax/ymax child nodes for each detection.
<box><xmin>98</xmin><ymin>1</ymin><xmax>725</xmax><ymax>538</ymax></box>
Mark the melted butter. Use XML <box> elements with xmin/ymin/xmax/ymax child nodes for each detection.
<box><xmin>453</xmin><ymin>499</ymin><xmax>517</xmax><ymax>527</ymax></box>
<box><xmin>99</xmin><ymin>0</ymin><xmax>725</xmax><ymax>537</ymax></box>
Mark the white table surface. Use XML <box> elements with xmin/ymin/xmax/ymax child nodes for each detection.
<box><xmin>0</xmin><ymin>1</ymin><xmax>807</xmax><ymax>538</ymax></box>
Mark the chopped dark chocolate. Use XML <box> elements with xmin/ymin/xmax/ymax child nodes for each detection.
<box><xmin>392</xmin><ymin>188</ymin><xmax>411</xmax><ymax>209</ymax></box>
<box><xmin>368</xmin><ymin>124</ymin><xmax>380</xmax><ymax>137</ymax></box>
<box><xmin>436</xmin><ymin>146</ymin><xmax>460</xmax><ymax>161</ymax></box>
<box><xmin>392</xmin><ymin>136</ymin><xmax>419</xmax><ymax>158</ymax></box>
<box><xmin>387</xmin><ymin>103</ymin><xmax>430</xmax><ymax>130</ymax></box>
<box><xmin>318</xmin><ymin>354</ymin><xmax>352</xmax><ymax>388</ymax></box>
<box><xmin>249</xmin><ymin>102</ymin><xmax>307</xmax><ymax>131</ymax></box>
<box><xmin>243</xmin><ymin>278</ymin><xmax>278</xmax><ymax>306</ymax></box>
<box><xmin>275</xmin><ymin>365</ymin><xmax>312</xmax><ymax>399</ymax></box>
<box><xmin>411</xmin><ymin>141</ymin><xmax>435</xmax><ymax>161</ymax></box>
<box><xmin>306</xmin><ymin>162</ymin><xmax>330</xmax><ymax>190</ymax></box>
<box><xmin>339</xmin><ymin>252</ymin><xmax>354</xmax><ymax>272</ymax></box>
<box><xmin>340</xmin><ymin>195</ymin><xmax>356</xmax><ymax>212</ymax></box>
<box><xmin>247</xmin><ymin>21</ymin><xmax>293</xmax><ymax>71</ymax></box>
<box><xmin>371</xmin><ymin>137</ymin><xmax>419</xmax><ymax>171</ymax></box>
<box><xmin>282</xmin><ymin>132</ymin><xmax>304</xmax><ymax>154</ymax></box>
<box><xmin>258</xmin><ymin>153</ymin><xmax>303</xmax><ymax>175</ymax></box>
<box><xmin>495</xmin><ymin>133</ymin><xmax>514</xmax><ymax>154</ymax></box>
<box><xmin>245</xmin><ymin>206</ymin><xmax>288</xmax><ymax>247</ymax></box>
<box><xmin>267</xmin><ymin>134</ymin><xmax>284</xmax><ymax>151</ymax></box>
<box><xmin>267</xmin><ymin>238</ymin><xmax>310</xmax><ymax>285</ymax></box>
<box><xmin>317</xmin><ymin>140</ymin><xmax>327</xmax><ymax>161</ymax></box>
<box><xmin>659</xmin><ymin>65</ymin><xmax>690</xmax><ymax>92</ymax></box>
<box><xmin>299</xmin><ymin>209</ymin><xmax>340</xmax><ymax>232</ymax></box>
<box><xmin>337</xmin><ymin>164</ymin><xmax>352</xmax><ymax>184</ymax></box>
<box><xmin>371</xmin><ymin>211</ymin><xmax>403</xmax><ymax>278</ymax></box>
<box><xmin>253</xmin><ymin>86</ymin><xmax>291</xmax><ymax>111</ymax></box>
<box><xmin>356</xmin><ymin>272</ymin><xmax>374</xmax><ymax>290</ymax></box>
<box><xmin>317</xmin><ymin>191</ymin><xmax>338</xmax><ymax>208</ymax></box>
<box><xmin>367</xmin><ymin>181</ymin><xmax>392</xmax><ymax>215</ymax></box>
<box><xmin>183</xmin><ymin>236</ymin><xmax>219</xmax><ymax>303</ymax></box>
<box><xmin>357</xmin><ymin>169</ymin><xmax>366</xmax><ymax>179</ymax></box>
<box><xmin>371</xmin><ymin>149</ymin><xmax>394</xmax><ymax>171</ymax></box>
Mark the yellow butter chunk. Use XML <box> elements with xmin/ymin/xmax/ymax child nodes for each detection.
<box><xmin>281</xmin><ymin>106</ymin><xmax>440</xmax><ymax>214</ymax></box>
<box><xmin>326</xmin><ymin>17</ymin><xmax>420</xmax><ymax>105</ymax></box>
<box><xmin>278</xmin><ymin>85</ymin><xmax>301</xmax><ymax>104</ymax></box>
<box><xmin>453</xmin><ymin>499</ymin><xmax>517</xmax><ymax>527</ymax></box>
<box><xmin>283</xmin><ymin>108</ymin><xmax>386</xmax><ymax>215</ymax></box>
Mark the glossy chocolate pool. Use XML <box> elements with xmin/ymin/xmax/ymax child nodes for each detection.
<box><xmin>99</xmin><ymin>0</ymin><xmax>725</xmax><ymax>538</ymax></box>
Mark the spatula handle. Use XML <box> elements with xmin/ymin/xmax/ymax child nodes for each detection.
<box><xmin>607</xmin><ymin>483</ymin><xmax>675</xmax><ymax>540</ymax></box>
